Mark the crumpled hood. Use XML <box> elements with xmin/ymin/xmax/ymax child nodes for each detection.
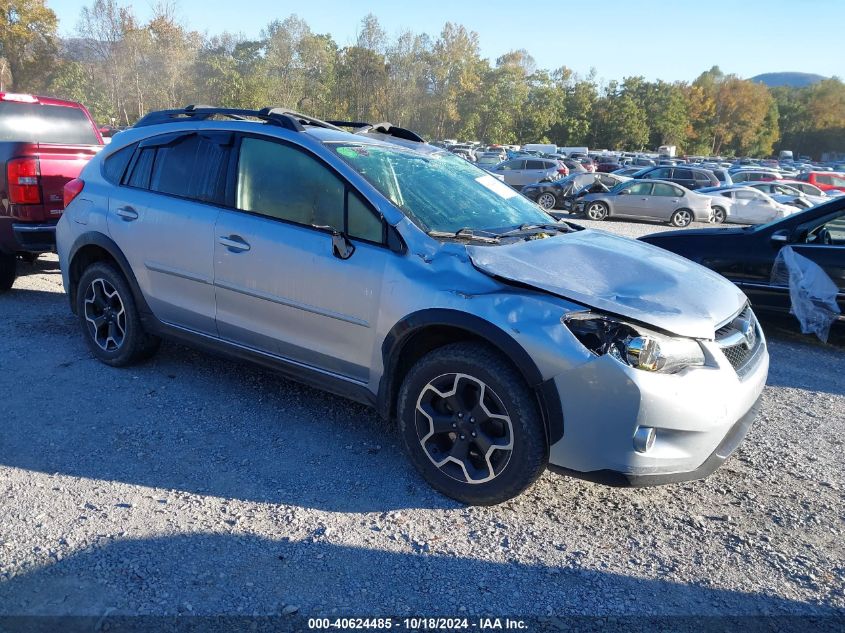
<box><xmin>467</xmin><ymin>230</ymin><xmax>747</xmax><ymax>339</ymax></box>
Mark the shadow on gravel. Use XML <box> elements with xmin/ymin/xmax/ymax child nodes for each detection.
<box><xmin>761</xmin><ymin>316</ymin><xmax>845</xmax><ymax>398</ymax></box>
<box><xmin>0</xmin><ymin>533</ymin><xmax>842</xmax><ymax>627</ymax></box>
<box><xmin>0</xmin><ymin>332</ymin><xmax>455</xmax><ymax>512</ymax></box>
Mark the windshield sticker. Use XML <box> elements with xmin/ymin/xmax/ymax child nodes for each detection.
<box><xmin>475</xmin><ymin>174</ymin><xmax>518</xmax><ymax>199</ymax></box>
<box><xmin>338</xmin><ymin>146</ymin><xmax>369</xmax><ymax>158</ymax></box>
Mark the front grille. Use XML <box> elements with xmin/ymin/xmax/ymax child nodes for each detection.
<box><xmin>715</xmin><ymin>306</ymin><xmax>763</xmax><ymax>377</ymax></box>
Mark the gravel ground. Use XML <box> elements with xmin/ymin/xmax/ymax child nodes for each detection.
<box><xmin>0</xmin><ymin>221</ymin><xmax>843</xmax><ymax>629</ymax></box>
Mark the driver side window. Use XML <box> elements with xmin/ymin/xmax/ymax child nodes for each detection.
<box><xmin>806</xmin><ymin>212</ymin><xmax>845</xmax><ymax>245</ymax></box>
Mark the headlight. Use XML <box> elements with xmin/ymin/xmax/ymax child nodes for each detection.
<box><xmin>563</xmin><ymin>313</ymin><xmax>705</xmax><ymax>374</ymax></box>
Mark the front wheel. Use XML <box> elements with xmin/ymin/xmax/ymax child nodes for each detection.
<box><xmin>537</xmin><ymin>192</ymin><xmax>557</xmax><ymax>210</ymax></box>
<box><xmin>670</xmin><ymin>208</ymin><xmax>693</xmax><ymax>227</ymax></box>
<box><xmin>710</xmin><ymin>206</ymin><xmax>726</xmax><ymax>224</ymax></box>
<box><xmin>76</xmin><ymin>262</ymin><xmax>161</xmax><ymax>366</ymax></box>
<box><xmin>0</xmin><ymin>252</ymin><xmax>16</xmax><ymax>293</ymax></box>
<box><xmin>397</xmin><ymin>343</ymin><xmax>548</xmax><ymax>505</ymax></box>
<box><xmin>585</xmin><ymin>201</ymin><xmax>609</xmax><ymax>221</ymax></box>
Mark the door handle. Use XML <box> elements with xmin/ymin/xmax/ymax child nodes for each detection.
<box><xmin>115</xmin><ymin>206</ymin><xmax>138</xmax><ymax>221</ymax></box>
<box><xmin>218</xmin><ymin>235</ymin><xmax>251</xmax><ymax>252</ymax></box>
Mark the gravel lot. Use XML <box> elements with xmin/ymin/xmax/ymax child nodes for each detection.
<box><xmin>0</xmin><ymin>219</ymin><xmax>843</xmax><ymax>630</ymax></box>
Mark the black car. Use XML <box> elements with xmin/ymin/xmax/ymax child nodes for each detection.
<box><xmin>639</xmin><ymin>198</ymin><xmax>845</xmax><ymax>332</ymax></box>
<box><xmin>632</xmin><ymin>165</ymin><xmax>718</xmax><ymax>190</ymax></box>
<box><xmin>520</xmin><ymin>173</ymin><xmax>627</xmax><ymax>211</ymax></box>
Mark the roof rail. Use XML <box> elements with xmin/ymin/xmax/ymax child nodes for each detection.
<box><xmin>134</xmin><ymin>106</ymin><xmax>344</xmax><ymax>133</ymax></box>
<box><xmin>327</xmin><ymin>120</ymin><xmax>425</xmax><ymax>143</ymax></box>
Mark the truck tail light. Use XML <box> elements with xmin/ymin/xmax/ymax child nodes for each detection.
<box><xmin>63</xmin><ymin>178</ymin><xmax>85</xmax><ymax>208</ymax></box>
<box><xmin>7</xmin><ymin>157</ymin><xmax>42</xmax><ymax>204</ymax></box>
<box><xmin>0</xmin><ymin>92</ymin><xmax>39</xmax><ymax>103</ymax></box>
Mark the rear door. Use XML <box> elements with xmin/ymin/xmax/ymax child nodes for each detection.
<box><xmin>672</xmin><ymin>167</ymin><xmax>695</xmax><ymax>190</ymax></box>
<box><xmin>524</xmin><ymin>160</ymin><xmax>549</xmax><ymax>186</ymax></box>
<box><xmin>213</xmin><ymin>134</ymin><xmax>389</xmax><ymax>382</ymax></box>
<box><xmin>106</xmin><ymin>131</ymin><xmax>230</xmax><ymax>335</ymax></box>
<box><xmin>649</xmin><ymin>182</ymin><xmax>684</xmax><ymax>220</ymax></box>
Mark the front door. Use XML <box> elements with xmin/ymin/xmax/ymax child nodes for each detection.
<box><xmin>213</xmin><ymin>135</ymin><xmax>390</xmax><ymax>383</ymax></box>
<box><xmin>614</xmin><ymin>181</ymin><xmax>654</xmax><ymax>218</ymax></box>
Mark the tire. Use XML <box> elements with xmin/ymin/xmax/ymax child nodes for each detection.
<box><xmin>537</xmin><ymin>192</ymin><xmax>557</xmax><ymax>210</ymax></box>
<box><xmin>711</xmin><ymin>206</ymin><xmax>726</xmax><ymax>224</ymax></box>
<box><xmin>76</xmin><ymin>262</ymin><xmax>160</xmax><ymax>366</ymax></box>
<box><xmin>585</xmin><ymin>201</ymin><xmax>609</xmax><ymax>221</ymax></box>
<box><xmin>0</xmin><ymin>251</ymin><xmax>16</xmax><ymax>293</ymax></box>
<box><xmin>397</xmin><ymin>342</ymin><xmax>547</xmax><ymax>505</ymax></box>
<box><xmin>670</xmin><ymin>208</ymin><xmax>693</xmax><ymax>227</ymax></box>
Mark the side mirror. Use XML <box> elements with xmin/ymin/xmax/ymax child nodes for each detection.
<box><xmin>770</xmin><ymin>229</ymin><xmax>790</xmax><ymax>244</ymax></box>
<box><xmin>331</xmin><ymin>231</ymin><xmax>355</xmax><ymax>260</ymax></box>
<box><xmin>617</xmin><ymin>190</ymin><xmax>628</xmax><ymax>196</ymax></box>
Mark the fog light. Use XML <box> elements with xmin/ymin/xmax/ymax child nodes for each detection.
<box><xmin>633</xmin><ymin>426</ymin><xmax>656</xmax><ymax>453</ymax></box>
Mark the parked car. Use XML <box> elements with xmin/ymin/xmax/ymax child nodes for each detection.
<box><xmin>520</xmin><ymin>172</ymin><xmax>629</xmax><ymax>211</ymax></box>
<box><xmin>797</xmin><ymin>171</ymin><xmax>845</xmax><ymax>193</ymax></box>
<box><xmin>562</xmin><ymin>158</ymin><xmax>587</xmax><ymax>173</ymax></box>
<box><xmin>488</xmin><ymin>157</ymin><xmax>561</xmax><ymax>190</ymax></box>
<box><xmin>698</xmin><ymin>186</ymin><xmax>797</xmax><ymax>225</ymax></box>
<box><xmin>596</xmin><ymin>161</ymin><xmax>623</xmax><ymax>173</ymax></box>
<box><xmin>730</xmin><ymin>169</ymin><xmax>782</xmax><ymax>183</ymax></box>
<box><xmin>0</xmin><ymin>92</ymin><xmax>104</xmax><ymax>292</ymax></box>
<box><xmin>476</xmin><ymin>153</ymin><xmax>504</xmax><ymax>169</ymax></box>
<box><xmin>631</xmin><ymin>165</ymin><xmax>719</xmax><ymax>190</ymax></box>
<box><xmin>56</xmin><ymin>105</ymin><xmax>768</xmax><ymax>504</ymax></box>
<box><xmin>574</xmin><ymin>179</ymin><xmax>713</xmax><ymax>227</ymax></box>
<box><xmin>746</xmin><ymin>182</ymin><xmax>827</xmax><ymax>207</ymax></box>
<box><xmin>640</xmin><ymin>199</ymin><xmax>844</xmax><ymax>334</ymax></box>
<box><xmin>778</xmin><ymin>180</ymin><xmax>827</xmax><ymax>197</ymax></box>
<box><xmin>612</xmin><ymin>166</ymin><xmax>646</xmax><ymax>177</ymax></box>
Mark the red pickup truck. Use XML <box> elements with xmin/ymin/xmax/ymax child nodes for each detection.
<box><xmin>0</xmin><ymin>93</ymin><xmax>103</xmax><ymax>292</ymax></box>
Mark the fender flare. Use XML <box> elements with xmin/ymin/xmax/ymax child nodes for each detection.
<box><xmin>378</xmin><ymin>308</ymin><xmax>563</xmax><ymax>443</ymax></box>
<box><xmin>67</xmin><ymin>232</ymin><xmax>152</xmax><ymax>318</ymax></box>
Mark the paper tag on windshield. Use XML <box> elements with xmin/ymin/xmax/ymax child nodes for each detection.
<box><xmin>476</xmin><ymin>174</ymin><xmax>518</xmax><ymax>199</ymax></box>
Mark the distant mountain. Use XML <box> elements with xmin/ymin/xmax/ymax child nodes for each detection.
<box><xmin>751</xmin><ymin>72</ymin><xmax>827</xmax><ymax>88</ymax></box>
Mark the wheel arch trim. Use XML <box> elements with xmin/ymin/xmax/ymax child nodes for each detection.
<box><xmin>67</xmin><ymin>232</ymin><xmax>152</xmax><ymax>318</ymax></box>
<box><xmin>378</xmin><ymin>308</ymin><xmax>563</xmax><ymax>443</ymax></box>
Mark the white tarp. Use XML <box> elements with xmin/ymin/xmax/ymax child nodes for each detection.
<box><xmin>770</xmin><ymin>246</ymin><xmax>841</xmax><ymax>342</ymax></box>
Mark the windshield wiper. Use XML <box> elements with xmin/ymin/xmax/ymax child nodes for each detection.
<box><xmin>497</xmin><ymin>222</ymin><xmax>573</xmax><ymax>238</ymax></box>
<box><xmin>427</xmin><ymin>228</ymin><xmax>500</xmax><ymax>243</ymax></box>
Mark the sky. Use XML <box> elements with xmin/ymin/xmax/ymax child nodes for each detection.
<box><xmin>46</xmin><ymin>0</ymin><xmax>842</xmax><ymax>83</ymax></box>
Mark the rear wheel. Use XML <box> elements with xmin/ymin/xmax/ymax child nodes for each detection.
<box><xmin>537</xmin><ymin>192</ymin><xmax>557</xmax><ymax>210</ymax></box>
<box><xmin>670</xmin><ymin>208</ymin><xmax>693</xmax><ymax>227</ymax></box>
<box><xmin>397</xmin><ymin>342</ymin><xmax>547</xmax><ymax>505</ymax></box>
<box><xmin>711</xmin><ymin>206</ymin><xmax>726</xmax><ymax>224</ymax></box>
<box><xmin>0</xmin><ymin>252</ymin><xmax>16</xmax><ymax>293</ymax></box>
<box><xmin>586</xmin><ymin>201</ymin><xmax>609</xmax><ymax>221</ymax></box>
<box><xmin>76</xmin><ymin>262</ymin><xmax>160</xmax><ymax>366</ymax></box>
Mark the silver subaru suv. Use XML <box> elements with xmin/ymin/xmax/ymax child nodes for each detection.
<box><xmin>57</xmin><ymin>107</ymin><xmax>768</xmax><ymax>505</ymax></box>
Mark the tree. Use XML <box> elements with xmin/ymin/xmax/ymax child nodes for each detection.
<box><xmin>0</xmin><ymin>0</ymin><xmax>58</xmax><ymax>91</ymax></box>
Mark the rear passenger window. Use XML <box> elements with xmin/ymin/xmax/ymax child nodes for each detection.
<box><xmin>652</xmin><ymin>183</ymin><xmax>679</xmax><ymax>196</ymax></box>
<box><xmin>126</xmin><ymin>148</ymin><xmax>155</xmax><ymax>189</ymax></box>
<box><xmin>102</xmin><ymin>143</ymin><xmax>136</xmax><ymax>184</ymax></box>
<box><xmin>237</xmin><ymin>137</ymin><xmax>344</xmax><ymax>229</ymax></box>
<box><xmin>526</xmin><ymin>160</ymin><xmax>546</xmax><ymax>170</ymax></box>
<box><xmin>148</xmin><ymin>134</ymin><xmax>230</xmax><ymax>204</ymax></box>
<box><xmin>674</xmin><ymin>168</ymin><xmax>693</xmax><ymax>179</ymax></box>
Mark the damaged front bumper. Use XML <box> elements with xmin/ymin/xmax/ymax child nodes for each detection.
<box><xmin>544</xmin><ymin>336</ymin><xmax>769</xmax><ymax>486</ymax></box>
